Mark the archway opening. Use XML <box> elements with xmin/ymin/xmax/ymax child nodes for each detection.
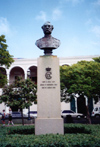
<box><xmin>9</xmin><ymin>67</ymin><xmax>25</xmax><ymax>84</ymax></box>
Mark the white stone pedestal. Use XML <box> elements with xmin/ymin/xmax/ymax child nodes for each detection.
<box><xmin>35</xmin><ymin>55</ymin><xmax>64</xmax><ymax>135</ymax></box>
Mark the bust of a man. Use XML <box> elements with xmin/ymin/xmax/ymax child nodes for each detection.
<box><xmin>35</xmin><ymin>21</ymin><xmax>60</xmax><ymax>55</ymax></box>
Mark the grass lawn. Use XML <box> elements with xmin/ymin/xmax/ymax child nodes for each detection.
<box><xmin>0</xmin><ymin>124</ymin><xmax>100</xmax><ymax>146</ymax></box>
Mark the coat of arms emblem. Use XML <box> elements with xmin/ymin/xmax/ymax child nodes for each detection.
<box><xmin>45</xmin><ymin>67</ymin><xmax>52</xmax><ymax>79</ymax></box>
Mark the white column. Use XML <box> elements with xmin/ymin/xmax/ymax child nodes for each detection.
<box><xmin>25</xmin><ymin>72</ymin><xmax>27</xmax><ymax>79</ymax></box>
<box><xmin>75</xmin><ymin>97</ymin><xmax>77</xmax><ymax>113</ymax></box>
<box><xmin>35</xmin><ymin>55</ymin><xmax>64</xmax><ymax>135</ymax></box>
<box><xmin>7</xmin><ymin>70</ymin><xmax>10</xmax><ymax>85</ymax></box>
<box><xmin>5</xmin><ymin>105</ymin><xmax>9</xmax><ymax>113</ymax></box>
<box><xmin>85</xmin><ymin>97</ymin><xmax>88</xmax><ymax>106</ymax></box>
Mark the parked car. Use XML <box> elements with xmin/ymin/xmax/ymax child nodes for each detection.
<box><xmin>6</xmin><ymin>111</ymin><xmax>26</xmax><ymax>118</ymax></box>
<box><xmin>24</xmin><ymin>111</ymin><xmax>37</xmax><ymax>118</ymax></box>
<box><xmin>61</xmin><ymin>110</ymin><xmax>84</xmax><ymax>118</ymax></box>
<box><xmin>91</xmin><ymin>107</ymin><xmax>100</xmax><ymax>118</ymax></box>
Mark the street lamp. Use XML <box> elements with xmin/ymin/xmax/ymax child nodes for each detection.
<box><xmin>27</xmin><ymin>68</ymin><xmax>31</xmax><ymax>120</ymax></box>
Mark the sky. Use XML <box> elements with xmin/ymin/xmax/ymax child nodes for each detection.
<box><xmin>0</xmin><ymin>0</ymin><xmax>100</xmax><ymax>59</ymax></box>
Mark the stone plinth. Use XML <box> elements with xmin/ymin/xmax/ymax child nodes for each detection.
<box><xmin>35</xmin><ymin>118</ymin><xmax>63</xmax><ymax>135</ymax></box>
<box><xmin>35</xmin><ymin>55</ymin><xmax>64</xmax><ymax>135</ymax></box>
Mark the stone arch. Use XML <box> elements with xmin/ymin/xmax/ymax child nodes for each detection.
<box><xmin>28</xmin><ymin>66</ymin><xmax>37</xmax><ymax>84</ymax></box>
<box><xmin>0</xmin><ymin>67</ymin><xmax>7</xmax><ymax>88</ymax></box>
<box><xmin>9</xmin><ymin>66</ymin><xmax>25</xmax><ymax>84</ymax></box>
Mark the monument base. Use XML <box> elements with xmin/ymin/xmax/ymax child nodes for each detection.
<box><xmin>35</xmin><ymin>118</ymin><xmax>64</xmax><ymax>135</ymax></box>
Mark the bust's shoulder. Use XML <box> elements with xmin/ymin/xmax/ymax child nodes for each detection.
<box><xmin>35</xmin><ymin>36</ymin><xmax>60</xmax><ymax>49</ymax></box>
<box><xmin>52</xmin><ymin>37</ymin><xmax>60</xmax><ymax>40</ymax></box>
<box><xmin>51</xmin><ymin>37</ymin><xmax>60</xmax><ymax>42</ymax></box>
<box><xmin>36</xmin><ymin>38</ymin><xmax>43</xmax><ymax>43</ymax></box>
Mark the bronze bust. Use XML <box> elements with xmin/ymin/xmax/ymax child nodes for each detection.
<box><xmin>35</xmin><ymin>21</ymin><xmax>60</xmax><ymax>55</ymax></box>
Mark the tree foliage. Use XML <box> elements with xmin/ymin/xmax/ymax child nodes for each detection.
<box><xmin>60</xmin><ymin>59</ymin><xmax>100</xmax><ymax>123</ymax></box>
<box><xmin>93</xmin><ymin>57</ymin><xmax>100</xmax><ymax>63</ymax></box>
<box><xmin>60</xmin><ymin>59</ymin><xmax>100</xmax><ymax>103</ymax></box>
<box><xmin>0</xmin><ymin>35</ymin><xmax>14</xmax><ymax>68</ymax></box>
<box><xmin>0</xmin><ymin>35</ymin><xmax>14</xmax><ymax>87</ymax></box>
<box><xmin>0</xmin><ymin>77</ymin><xmax>37</xmax><ymax>109</ymax></box>
<box><xmin>0</xmin><ymin>68</ymin><xmax>7</xmax><ymax>88</ymax></box>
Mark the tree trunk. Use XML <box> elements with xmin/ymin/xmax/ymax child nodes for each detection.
<box><xmin>86</xmin><ymin>106</ymin><xmax>91</xmax><ymax>124</ymax></box>
<box><xmin>21</xmin><ymin>109</ymin><xmax>24</xmax><ymax>125</ymax></box>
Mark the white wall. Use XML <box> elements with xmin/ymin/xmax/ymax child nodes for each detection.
<box><xmin>61</xmin><ymin>102</ymin><xmax>70</xmax><ymax>111</ymax></box>
<box><xmin>0</xmin><ymin>103</ymin><xmax>6</xmax><ymax>113</ymax></box>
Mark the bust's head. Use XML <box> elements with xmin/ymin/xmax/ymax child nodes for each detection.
<box><xmin>42</xmin><ymin>21</ymin><xmax>54</xmax><ymax>35</ymax></box>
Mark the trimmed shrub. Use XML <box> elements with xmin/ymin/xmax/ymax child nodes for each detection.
<box><xmin>7</xmin><ymin>125</ymin><xmax>35</xmax><ymax>135</ymax></box>
<box><xmin>0</xmin><ymin>124</ymin><xmax>100</xmax><ymax>147</ymax></box>
<box><xmin>64</xmin><ymin>124</ymin><xmax>91</xmax><ymax>134</ymax></box>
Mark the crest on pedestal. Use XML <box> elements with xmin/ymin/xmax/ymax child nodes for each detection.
<box><xmin>45</xmin><ymin>67</ymin><xmax>52</xmax><ymax>79</ymax></box>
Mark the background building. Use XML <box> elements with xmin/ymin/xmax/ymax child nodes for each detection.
<box><xmin>0</xmin><ymin>55</ymin><xmax>99</xmax><ymax>114</ymax></box>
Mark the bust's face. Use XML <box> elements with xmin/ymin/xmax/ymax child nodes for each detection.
<box><xmin>42</xmin><ymin>22</ymin><xmax>53</xmax><ymax>35</ymax></box>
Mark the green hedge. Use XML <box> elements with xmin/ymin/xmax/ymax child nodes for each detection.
<box><xmin>64</xmin><ymin>124</ymin><xmax>92</xmax><ymax>134</ymax></box>
<box><xmin>7</xmin><ymin>125</ymin><xmax>35</xmax><ymax>135</ymax></box>
<box><xmin>6</xmin><ymin>124</ymin><xmax>91</xmax><ymax>135</ymax></box>
<box><xmin>0</xmin><ymin>124</ymin><xmax>100</xmax><ymax>147</ymax></box>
